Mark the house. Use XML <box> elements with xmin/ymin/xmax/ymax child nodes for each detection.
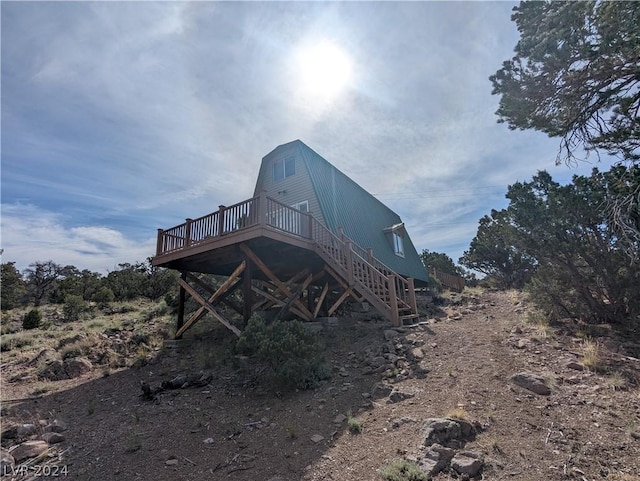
<box><xmin>152</xmin><ymin>140</ymin><xmax>429</xmax><ymax>338</ymax></box>
<box><xmin>253</xmin><ymin>140</ymin><xmax>429</xmax><ymax>284</ymax></box>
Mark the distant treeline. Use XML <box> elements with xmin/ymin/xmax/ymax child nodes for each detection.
<box><xmin>1</xmin><ymin>259</ymin><xmax>178</xmax><ymax>310</ymax></box>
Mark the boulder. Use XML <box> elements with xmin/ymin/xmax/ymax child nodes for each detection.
<box><xmin>63</xmin><ymin>357</ymin><xmax>93</xmax><ymax>378</ymax></box>
<box><xmin>10</xmin><ymin>440</ymin><xmax>48</xmax><ymax>462</ymax></box>
<box><xmin>388</xmin><ymin>390</ymin><xmax>415</xmax><ymax>404</ymax></box>
<box><xmin>451</xmin><ymin>451</ymin><xmax>484</xmax><ymax>477</ymax></box>
<box><xmin>511</xmin><ymin>372</ymin><xmax>551</xmax><ymax>395</ymax></box>
<box><xmin>421</xmin><ymin>418</ymin><xmax>477</xmax><ymax>448</ymax></box>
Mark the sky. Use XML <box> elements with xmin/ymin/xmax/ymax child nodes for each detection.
<box><xmin>1</xmin><ymin>1</ymin><xmax>617</xmax><ymax>275</ymax></box>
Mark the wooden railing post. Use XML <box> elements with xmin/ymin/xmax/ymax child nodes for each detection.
<box><xmin>407</xmin><ymin>278</ymin><xmax>417</xmax><ymax>315</ymax></box>
<box><xmin>217</xmin><ymin>205</ymin><xmax>226</xmax><ymax>235</ymax></box>
<box><xmin>307</xmin><ymin>213</ymin><xmax>313</xmax><ymax>240</ymax></box>
<box><xmin>156</xmin><ymin>229</ymin><xmax>164</xmax><ymax>256</ymax></box>
<box><xmin>185</xmin><ymin>218</ymin><xmax>192</xmax><ymax>247</ymax></box>
<box><xmin>345</xmin><ymin>240</ymin><xmax>354</xmax><ymax>284</ymax></box>
<box><xmin>366</xmin><ymin>247</ymin><xmax>374</xmax><ymax>264</ymax></box>
<box><xmin>258</xmin><ymin>192</ymin><xmax>267</xmax><ymax>227</ymax></box>
<box><xmin>388</xmin><ymin>274</ymin><xmax>400</xmax><ymax>326</ymax></box>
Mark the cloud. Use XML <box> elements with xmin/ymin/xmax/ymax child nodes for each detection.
<box><xmin>1</xmin><ymin>204</ymin><xmax>156</xmax><ymax>274</ymax></box>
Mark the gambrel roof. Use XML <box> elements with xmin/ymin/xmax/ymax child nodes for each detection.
<box><xmin>254</xmin><ymin>140</ymin><xmax>429</xmax><ymax>284</ymax></box>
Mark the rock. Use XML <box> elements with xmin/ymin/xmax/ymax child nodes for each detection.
<box><xmin>310</xmin><ymin>434</ymin><xmax>324</xmax><ymax>444</ymax></box>
<box><xmin>333</xmin><ymin>414</ymin><xmax>347</xmax><ymax>425</ymax></box>
<box><xmin>17</xmin><ymin>424</ymin><xmax>38</xmax><ymax>437</ymax></box>
<box><xmin>451</xmin><ymin>451</ymin><xmax>484</xmax><ymax>477</ymax></box>
<box><xmin>29</xmin><ymin>349</ymin><xmax>58</xmax><ymax>366</ymax></box>
<box><xmin>39</xmin><ymin>360</ymin><xmax>68</xmax><ymax>381</ymax></box>
<box><xmin>421</xmin><ymin>418</ymin><xmax>477</xmax><ymax>448</ymax></box>
<box><xmin>409</xmin><ymin>348</ymin><xmax>425</xmax><ymax>360</ymax></box>
<box><xmin>516</xmin><ymin>338</ymin><xmax>530</xmax><ymax>349</ymax></box>
<box><xmin>511</xmin><ymin>372</ymin><xmax>551</xmax><ymax>395</ymax></box>
<box><xmin>369</xmin><ymin>356</ymin><xmax>386</xmax><ymax>368</ymax></box>
<box><xmin>64</xmin><ymin>357</ymin><xmax>93</xmax><ymax>378</ymax></box>
<box><xmin>41</xmin><ymin>432</ymin><xmax>65</xmax><ymax>444</ymax></box>
<box><xmin>203</xmin><ymin>437</ymin><xmax>214</xmax><ymax>444</ymax></box>
<box><xmin>371</xmin><ymin>382</ymin><xmax>394</xmax><ymax>398</ymax></box>
<box><xmin>383</xmin><ymin>329</ymin><xmax>400</xmax><ymax>341</ymax></box>
<box><xmin>44</xmin><ymin>419</ymin><xmax>67</xmax><ymax>433</ymax></box>
<box><xmin>0</xmin><ymin>448</ymin><xmax>15</xmax><ymax>475</ymax></box>
<box><xmin>9</xmin><ymin>440</ymin><xmax>48</xmax><ymax>462</ymax></box>
<box><xmin>165</xmin><ymin>457</ymin><xmax>179</xmax><ymax>466</ymax></box>
<box><xmin>566</xmin><ymin>361</ymin><xmax>584</xmax><ymax>371</ymax></box>
<box><xmin>166</xmin><ymin>374</ymin><xmax>188</xmax><ymax>389</ymax></box>
<box><xmin>388</xmin><ymin>390</ymin><xmax>415</xmax><ymax>403</ymax></box>
<box><xmin>1</xmin><ymin>424</ymin><xmax>18</xmax><ymax>441</ymax></box>
<box><xmin>418</xmin><ymin>443</ymin><xmax>456</xmax><ymax>476</ymax></box>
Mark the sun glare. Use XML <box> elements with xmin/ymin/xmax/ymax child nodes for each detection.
<box><xmin>296</xmin><ymin>40</ymin><xmax>352</xmax><ymax>98</ymax></box>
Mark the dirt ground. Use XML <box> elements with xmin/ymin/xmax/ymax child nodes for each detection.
<box><xmin>2</xmin><ymin>290</ymin><xmax>640</xmax><ymax>481</ymax></box>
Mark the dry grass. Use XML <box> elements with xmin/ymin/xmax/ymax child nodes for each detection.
<box><xmin>446</xmin><ymin>406</ymin><xmax>468</xmax><ymax>420</ymax></box>
<box><xmin>580</xmin><ymin>339</ymin><xmax>602</xmax><ymax>371</ymax></box>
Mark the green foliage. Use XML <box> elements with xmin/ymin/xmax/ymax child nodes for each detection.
<box><xmin>491</xmin><ymin>1</ymin><xmax>640</xmax><ymax>163</ymax></box>
<box><xmin>236</xmin><ymin>315</ymin><xmax>331</xmax><ymax>390</ymax></box>
<box><xmin>464</xmin><ymin>166</ymin><xmax>640</xmax><ymax>324</ymax></box>
<box><xmin>420</xmin><ymin>250</ymin><xmax>464</xmax><ymax>277</ymax></box>
<box><xmin>22</xmin><ymin>308</ymin><xmax>42</xmax><ymax>330</ymax></box>
<box><xmin>1</xmin><ymin>262</ymin><xmax>26</xmax><ymax>310</ymax></box>
<box><xmin>24</xmin><ymin>261</ymin><xmax>66</xmax><ymax>306</ymax></box>
<box><xmin>379</xmin><ymin>460</ymin><xmax>428</xmax><ymax>481</ymax></box>
<box><xmin>63</xmin><ymin>294</ymin><xmax>87</xmax><ymax>322</ymax></box>
<box><xmin>92</xmin><ymin>286</ymin><xmax>115</xmax><ymax>307</ymax></box>
<box><xmin>460</xmin><ymin>209</ymin><xmax>536</xmax><ymax>289</ymax></box>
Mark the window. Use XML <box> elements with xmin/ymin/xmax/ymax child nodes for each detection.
<box><xmin>384</xmin><ymin>223</ymin><xmax>406</xmax><ymax>257</ymax></box>
<box><xmin>273</xmin><ymin>156</ymin><xmax>295</xmax><ymax>181</ymax></box>
<box><xmin>393</xmin><ymin>231</ymin><xmax>405</xmax><ymax>257</ymax></box>
<box><xmin>291</xmin><ymin>201</ymin><xmax>309</xmax><ymax>213</ymax></box>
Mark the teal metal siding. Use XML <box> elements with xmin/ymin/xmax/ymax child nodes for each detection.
<box><xmin>296</xmin><ymin>141</ymin><xmax>429</xmax><ymax>284</ymax></box>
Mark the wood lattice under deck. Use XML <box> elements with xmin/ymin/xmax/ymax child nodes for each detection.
<box><xmin>152</xmin><ymin>193</ymin><xmax>420</xmax><ymax>337</ymax></box>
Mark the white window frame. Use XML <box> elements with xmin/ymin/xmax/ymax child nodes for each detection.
<box><xmin>273</xmin><ymin>156</ymin><xmax>295</xmax><ymax>181</ymax></box>
<box><xmin>393</xmin><ymin>231</ymin><xmax>405</xmax><ymax>257</ymax></box>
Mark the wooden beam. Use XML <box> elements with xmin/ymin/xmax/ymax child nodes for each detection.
<box><xmin>174</xmin><ymin>261</ymin><xmax>246</xmax><ymax>338</ymax></box>
<box><xmin>176</xmin><ymin>278</ymin><xmax>241</xmax><ymax>338</ymax></box>
<box><xmin>239</xmin><ymin>244</ymin><xmax>314</xmax><ymax>320</ymax></box>
<box><xmin>328</xmin><ymin>287</ymin><xmax>354</xmax><ymax>316</ymax></box>
<box><xmin>274</xmin><ymin>273</ymin><xmax>314</xmax><ymax>322</ymax></box>
<box><xmin>176</xmin><ymin>271</ymin><xmax>187</xmax><ymax>337</ymax></box>
<box><xmin>242</xmin><ymin>259</ymin><xmax>253</xmax><ymax>322</ymax></box>
<box><xmin>313</xmin><ymin>282</ymin><xmax>329</xmax><ymax>319</ymax></box>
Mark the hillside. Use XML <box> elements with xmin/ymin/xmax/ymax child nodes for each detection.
<box><xmin>1</xmin><ymin>290</ymin><xmax>639</xmax><ymax>480</ymax></box>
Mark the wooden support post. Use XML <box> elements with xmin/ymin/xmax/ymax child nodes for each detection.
<box><xmin>328</xmin><ymin>287</ymin><xmax>353</xmax><ymax>316</ymax></box>
<box><xmin>388</xmin><ymin>274</ymin><xmax>400</xmax><ymax>327</ymax></box>
<box><xmin>239</xmin><ymin>244</ymin><xmax>314</xmax><ymax>320</ymax></box>
<box><xmin>176</xmin><ymin>271</ymin><xmax>187</xmax><ymax>338</ymax></box>
<box><xmin>243</xmin><ymin>259</ymin><xmax>253</xmax><ymax>322</ymax></box>
<box><xmin>313</xmin><ymin>283</ymin><xmax>329</xmax><ymax>319</ymax></box>
<box><xmin>176</xmin><ymin>278</ymin><xmax>241</xmax><ymax>337</ymax></box>
<box><xmin>185</xmin><ymin>218</ymin><xmax>192</xmax><ymax>247</ymax></box>
<box><xmin>175</xmin><ymin>261</ymin><xmax>246</xmax><ymax>338</ymax></box>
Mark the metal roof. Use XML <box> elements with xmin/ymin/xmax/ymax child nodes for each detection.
<box><xmin>284</xmin><ymin>140</ymin><xmax>430</xmax><ymax>283</ymax></box>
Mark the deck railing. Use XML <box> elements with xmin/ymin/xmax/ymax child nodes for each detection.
<box><xmin>156</xmin><ymin>193</ymin><xmax>417</xmax><ymax>323</ymax></box>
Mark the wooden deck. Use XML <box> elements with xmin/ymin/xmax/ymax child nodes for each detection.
<box><xmin>152</xmin><ymin>193</ymin><xmax>419</xmax><ymax>329</ymax></box>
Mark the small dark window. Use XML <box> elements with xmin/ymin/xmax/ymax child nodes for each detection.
<box><xmin>273</xmin><ymin>156</ymin><xmax>295</xmax><ymax>181</ymax></box>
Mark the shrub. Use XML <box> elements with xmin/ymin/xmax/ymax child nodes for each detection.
<box><xmin>63</xmin><ymin>294</ymin><xmax>87</xmax><ymax>322</ymax></box>
<box><xmin>236</xmin><ymin>315</ymin><xmax>331</xmax><ymax>390</ymax></box>
<box><xmin>92</xmin><ymin>287</ymin><xmax>115</xmax><ymax>308</ymax></box>
<box><xmin>22</xmin><ymin>309</ymin><xmax>42</xmax><ymax>330</ymax></box>
<box><xmin>379</xmin><ymin>460</ymin><xmax>428</xmax><ymax>481</ymax></box>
